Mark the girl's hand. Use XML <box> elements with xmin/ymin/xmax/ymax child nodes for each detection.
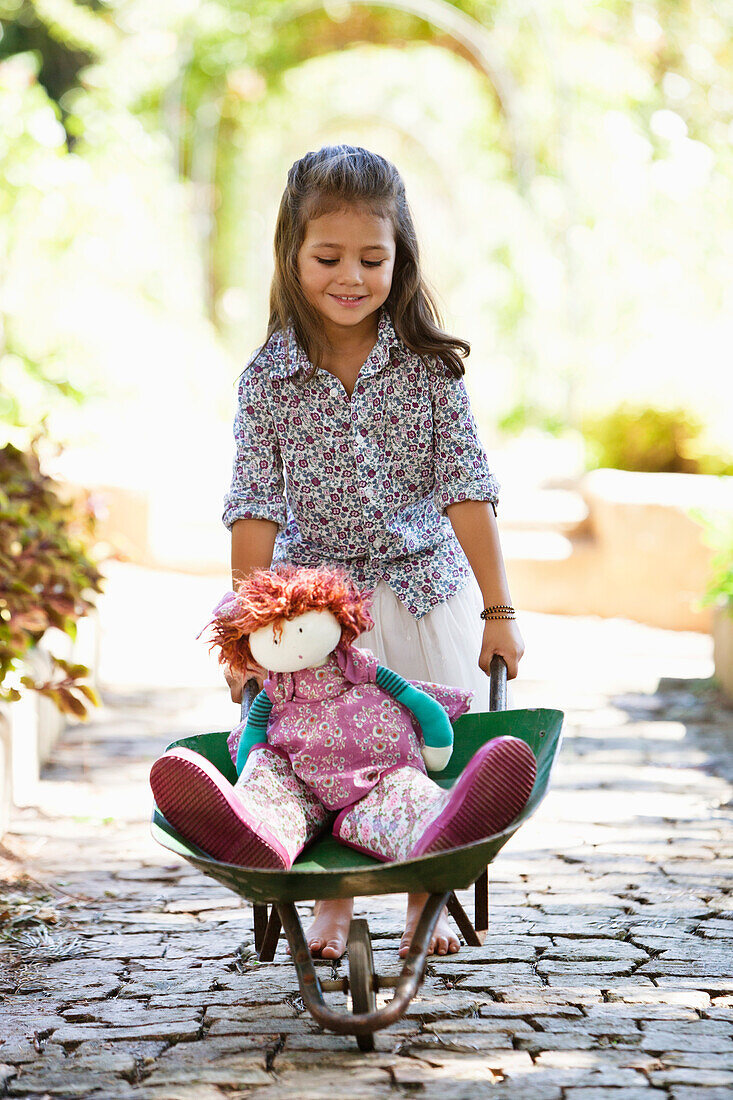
<box><xmin>223</xmin><ymin>664</ymin><xmax>265</xmax><ymax>703</ymax></box>
<box><xmin>478</xmin><ymin>619</ymin><xmax>525</xmax><ymax>681</ymax></box>
<box><xmin>223</xmin><ymin>665</ymin><xmax>244</xmax><ymax>703</ymax></box>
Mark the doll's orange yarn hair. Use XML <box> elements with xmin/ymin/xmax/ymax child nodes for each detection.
<box><xmin>207</xmin><ymin>565</ymin><xmax>373</xmax><ymax>674</ymax></box>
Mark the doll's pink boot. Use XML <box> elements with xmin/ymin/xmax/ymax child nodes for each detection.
<box><xmin>150</xmin><ymin>748</ymin><xmax>291</xmax><ymax>869</ymax></box>
<box><xmin>409</xmin><ymin>736</ymin><xmax>537</xmax><ymax>858</ymax></box>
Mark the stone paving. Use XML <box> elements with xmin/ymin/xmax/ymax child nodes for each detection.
<box><xmin>1</xmin><ymin>606</ymin><xmax>732</xmax><ymax>1099</ymax></box>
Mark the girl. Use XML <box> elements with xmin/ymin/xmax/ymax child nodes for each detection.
<box><xmin>222</xmin><ymin>144</ymin><xmax>524</xmax><ymax>958</ymax></box>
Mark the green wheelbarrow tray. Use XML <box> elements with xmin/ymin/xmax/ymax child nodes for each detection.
<box><xmin>150</xmin><ymin>657</ymin><xmax>563</xmax><ymax>1047</ymax></box>
<box><xmin>151</xmin><ymin>706</ymin><xmax>563</xmax><ymax>902</ymax></box>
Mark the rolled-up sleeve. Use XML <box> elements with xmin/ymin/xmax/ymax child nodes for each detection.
<box><xmin>428</xmin><ymin>359</ymin><xmax>500</xmax><ymax>516</ymax></box>
<box><xmin>222</xmin><ymin>362</ymin><xmax>287</xmax><ymax>532</ymax></box>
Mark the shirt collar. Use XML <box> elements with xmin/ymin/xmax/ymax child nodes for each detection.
<box><xmin>271</xmin><ymin>306</ymin><xmax>401</xmax><ymax>381</ymax></box>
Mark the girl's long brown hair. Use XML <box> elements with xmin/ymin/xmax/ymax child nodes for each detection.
<box><xmin>262</xmin><ymin>144</ymin><xmax>469</xmax><ymax>378</ymax></box>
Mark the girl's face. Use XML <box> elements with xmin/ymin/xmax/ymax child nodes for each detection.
<box><xmin>296</xmin><ymin>206</ymin><xmax>396</xmax><ymax>338</ymax></box>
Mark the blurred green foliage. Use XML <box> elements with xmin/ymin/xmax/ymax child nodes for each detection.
<box><xmin>581</xmin><ymin>405</ymin><xmax>733</xmax><ymax>476</ymax></box>
<box><xmin>0</xmin><ymin>442</ymin><xmax>103</xmax><ymax>716</ymax></box>
<box><xmin>498</xmin><ymin>401</ymin><xmax>566</xmax><ymax>438</ymax></box>
<box><xmin>0</xmin><ymin>0</ymin><xmax>732</xmax><ymax>455</ymax></box>
<box><xmin>692</xmin><ymin>512</ymin><xmax>733</xmax><ymax>613</ymax></box>
<box><xmin>0</xmin><ymin>46</ymin><xmax>91</xmax><ymax>434</ymax></box>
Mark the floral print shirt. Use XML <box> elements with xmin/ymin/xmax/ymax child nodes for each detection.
<box><xmin>222</xmin><ymin>307</ymin><xmax>499</xmax><ymax>619</ymax></box>
<box><xmin>261</xmin><ymin>645</ymin><xmax>471</xmax><ymax>811</ymax></box>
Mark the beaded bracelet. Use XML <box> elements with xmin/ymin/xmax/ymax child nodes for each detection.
<box><xmin>481</xmin><ymin>605</ymin><xmax>516</xmax><ymax>621</ymax></box>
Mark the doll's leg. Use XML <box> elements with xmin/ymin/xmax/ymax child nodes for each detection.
<box><xmin>232</xmin><ymin>747</ymin><xmax>332</xmax><ymax>865</ymax></box>
<box><xmin>333</xmin><ymin>737</ymin><xmax>537</xmax><ymax>863</ymax></box>
<box><xmin>150</xmin><ymin>746</ymin><xmax>330</xmax><ymax>870</ymax></box>
<box><xmin>333</xmin><ymin>767</ymin><xmax>445</xmax><ymax>863</ymax></box>
<box><xmin>314</xmin><ymin>767</ymin><xmax>441</xmax><ymax>958</ymax></box>
<box><xmin>408</xmin><ymin>737</ymin><xmax>537</xmax><ymax>858</ymax></box>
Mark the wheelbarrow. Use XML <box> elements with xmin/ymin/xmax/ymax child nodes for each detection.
<box><xmin>151</xmin><ymin>656</ymin><xmax>563</xmax><ymax>1050</ymax></box>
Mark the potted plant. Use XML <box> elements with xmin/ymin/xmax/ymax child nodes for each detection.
<box><xmin>1</xmin><ymin>439</ymin><xmax>104</xmax><ymax>710</ymax></box>
<box><xmin>0</xmin><ymin>441</ymin><xmax>105</xmax><ymax>821</ymax></box>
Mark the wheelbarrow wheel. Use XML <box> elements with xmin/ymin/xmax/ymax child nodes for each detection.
<box><xmin>347</xmin><ymin>918</ymin><xmax>376</xmax><ymax>1052</ymax></box>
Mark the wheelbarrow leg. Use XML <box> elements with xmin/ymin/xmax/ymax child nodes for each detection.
<box><xmin>474</xmin><ymin>868</ymin><xmax>489</xmax><ymax>936</ymax></box>
<box><xmin>446</xmin><ymin>891</ymin><xmax>483</xmax><ymax>947</ymax></box>
<box><xmin>253</xmin><ymin>903</ymin><xmax>269</xmax><ymax>954</ymax></box>
<box><xmin>252</xmin><ymin>903</ymin><xmax>283</xmax><ymax>960</ymax></box>
<box><xmin>259</xmin><ymin>906</ymin><xmax>282</xmax><ymax>961</ymax></box>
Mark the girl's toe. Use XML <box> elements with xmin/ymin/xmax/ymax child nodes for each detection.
<box><xmin>435</xmin><ymin>935</ymin><xmax>449</xmax><ymax>955</ymax></box>
<box><xmin>321</xmin><ymin>937</ymin><xmax>345</xmax><ymax>959</ymax></box>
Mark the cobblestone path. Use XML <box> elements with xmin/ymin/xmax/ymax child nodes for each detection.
<box><xmin>1</xmin><ymin>612</ymin><xmax>732</xmax><ymax>1099</ymax></box>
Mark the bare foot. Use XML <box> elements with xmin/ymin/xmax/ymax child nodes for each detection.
<box><xmin>399</xmin><ymin>892</ymin><xmax>460</xmax><ymax>957</ymax></box>
<box><xmin>287</xmin><ymin>898</ymin><xmax>354</xmax><ymax>959</ymax></box>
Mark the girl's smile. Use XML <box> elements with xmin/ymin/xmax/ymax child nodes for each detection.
<box><xmin>297</xmin><ymin>207</ymin><xmax>396</xmax><ymax>341</ymax></box>
<box><xmin>330</xmin><ymin>294</ymin><xmax>367</xmax><ymax>308</ymax></box>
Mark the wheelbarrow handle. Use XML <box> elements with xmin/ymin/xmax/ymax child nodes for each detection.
<box><xmin>240</xmin><ymin>677</ymin><xmax>260</xmax><ymax>723</ymax></box>
<box><xmin>489</xmin><ymin>653</ymin><xmax>508</xmax><ymax>713</ymax></box>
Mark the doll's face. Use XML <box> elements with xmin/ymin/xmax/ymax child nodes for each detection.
<box><xmin>248</xmin><ymin>610</ymin><xmax>342</xmax><ymax>674</ymax></box>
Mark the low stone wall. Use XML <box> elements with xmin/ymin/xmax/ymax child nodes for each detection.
<box><xmin>507</xmin><ymin>469</ymin><xmax>731</xmax><ymax>633</ymax></box>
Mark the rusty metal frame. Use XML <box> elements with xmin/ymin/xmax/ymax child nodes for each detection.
<box><xmin>256</xmin><ymin>885</ymin><xmax>486</xmax><ymax>957</ymax></box>
<box><xmin>277</xmin><ymin>892</ymin><xmax>450</xmax><ymax>1036</ymax></box>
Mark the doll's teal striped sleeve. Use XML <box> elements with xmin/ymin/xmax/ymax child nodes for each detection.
<box><xmin>235</xmin><ymin>690</ymin><xmax>273</xmax><ymax>774</ymax></box>
<box><xmin>375</xmin><ymin>666</ymin><xmax>453</xmax><ymax>749</ymax></box>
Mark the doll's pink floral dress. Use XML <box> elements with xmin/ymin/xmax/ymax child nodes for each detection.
<box><xmin>228</xmin><ymin>644</ymin><xmax>472</xmax><ymax>810</ymax></box>
<box><xmin>217</xmin><ymin>644</ymin><xmax>475</xmax><ymax>865</ymax></box>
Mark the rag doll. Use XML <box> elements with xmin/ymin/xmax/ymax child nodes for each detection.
<box><xmin>150</xmin><ymin>566</ymin><xmax>536</xmax><ymax>869</ymax></box>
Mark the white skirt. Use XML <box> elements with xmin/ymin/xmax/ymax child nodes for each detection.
<box><xmin>353</xmin><ymin>576</ymin><xmax>490</xmax><ymax>713</ymax></box>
